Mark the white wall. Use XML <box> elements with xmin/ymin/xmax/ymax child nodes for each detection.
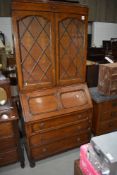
<box><xmin>92</xmin><ymin>22</ymin><xmax>117</xmax><ymax>47</ymax></box>
<box><xmin>0</xmin><ymin>17</ymin><xmax>13</xmax><ymax>53</ymax></box>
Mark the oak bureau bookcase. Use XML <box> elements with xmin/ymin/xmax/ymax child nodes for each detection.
<box><xmin>12</xmin><ymin>0</ymin><xmax>93</xmax><ymax>167</ymax></box>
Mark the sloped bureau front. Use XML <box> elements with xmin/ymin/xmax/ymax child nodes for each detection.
<box><xmin>20</xmin><ymin>84</ymin><xmax>92</xmax><ymax>122</ymax></box>
<box><xmin>29</xmin><ymin>95</ymin><xmax>58</xmax><ymax>115</ymax></box>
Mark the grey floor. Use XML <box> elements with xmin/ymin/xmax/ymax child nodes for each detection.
<box><xmin>0</xmin><ymin>148</ymin><xmax>80</xmax><ymax>175</ymax></box>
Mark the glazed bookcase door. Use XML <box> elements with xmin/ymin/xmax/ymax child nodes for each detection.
<box><xmin>56</xmin><ymin>13</ymin><xmax>87</xmax><ymax>86</ymax></box>
<box><xmin>12</xmin><ymin>11</ymin><xmax>55</xmax><ymax>91</ymax></box>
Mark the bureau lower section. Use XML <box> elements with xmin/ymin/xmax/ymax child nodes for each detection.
<box><xmin>20</xmin><ymin>84</ymin><xmax>93</xmax><ymax>166</ymax></box>
<box><xmin>31</xmin><ymin>132</ymin><xmax>90</xmax><ymax>160</ymax></box>
<box><xmin>23</xmin><ymin>110</ymin><xmax>92</xmax><ymax>167</ymax></box>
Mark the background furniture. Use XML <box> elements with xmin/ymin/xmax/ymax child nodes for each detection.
<box><xmin>0</xmin><ymin>78</ymin><xmax>24</xmax><ymax>167</ymax></box>
<box><xmin>74</xmin><ymin>159</ymin><xmax>84</xmax><ymax>175</ymax></box>
<box><xmin>90</xmin><ymin>87</ymin><xmax>117</xmax><ymax>135</ymax></box>
<box><xmin>12</xmin><ymin>0</ymin><xmax>92</xmax><ymax>167</ymax></box>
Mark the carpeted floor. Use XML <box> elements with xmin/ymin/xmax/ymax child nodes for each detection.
<box><xmin>0</xmin><ymin>148</ymin><xmax>80</xmax><ymax>175</ymax></box>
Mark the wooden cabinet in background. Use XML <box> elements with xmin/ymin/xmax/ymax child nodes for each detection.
<box><xmin>90</xmin><ymin>87</ymin><xmax>117</xmax><ymax>135</ymax></box>
<box><xmin>0</xmin><ymin>107</ymin><xmax>24</xmax><ymax>167</ymax></box>
<box><xmin>74</xmin><ymin>159</ymin><xmax>84</xmax><ymax>175</ymax></box>
<box><xmin>0</xmin><ymin>78</ymin><xmax>24</xmax><ymax>167</ymax></box>
<box><xmin>12</xmin><ymin>0</ymin><xmax>93</xmax><ymax>167</ymax></box>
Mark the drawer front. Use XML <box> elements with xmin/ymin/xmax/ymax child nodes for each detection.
<box><xmin>31</xmin><ymin>111</ymin><xmax>92</xmax><ymax>133</ymax></box>
<box><xmin>0</xmin><ymin>137</ymin><xmax>17</xmax><ymax>152</ymax></box>
<box><xmin>99</xmin><ymin>120</ymin><xmax>117</xmax><ymax>135</ymax></box>
<box><xmin>0</xmin><ymin>122</ymin><xmax>14</xmax><ymax>138</ymax></box>
<box><xmin>0</xmin><ymin>149</ymin><xmax>19</xmax><ymax>166</ymax></box>
<box><xmin>99</xmin><ymin>99</ymin><xmax>117</xmax><ymax>113</ymax></box>
<box><xmin>101</xmin><ymin>110</ymin><xmax>117</xmax><ymax>121</ymax></box>
<box><xmin>31</xmin><ymin>132</ymin><xmax>90</xmax><ymax>160</ymax></box>
<box><xmin>30</xmin><ymin>120</ymin><xmax>90</xmax><ymax>147</ymax></box>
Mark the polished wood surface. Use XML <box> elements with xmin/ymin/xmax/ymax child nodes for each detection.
<box><xmin>20</xmin><ymin>83</ymin><xmax>92</xmax><ymax>122</ymax></box>
<box><xmin>12</xmin><ymin>0</ymin><xmax>92</xmax><ymax>167</ymax></box>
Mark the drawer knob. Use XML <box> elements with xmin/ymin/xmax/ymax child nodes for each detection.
<box><xmin>42</xmin><ymin>148</ymin><xmax>47</xmax><ymax>153</ymax></box>
<box><xmin>78</xmin><ymin>114</ymin><xmax>82</xmax><ymax>119</ymax></box>
<box><xmin>77</xmin><ymin>137</ymin><xmax>81</xmax><ymax>142</ymax></box>
<box><xmin>40</xmin><ymin>122</ymin><xmax>45</xmax><ymax>127</ymax></box>
<box><xmin>77</xmin><ymin>126</ymin><xmax>81</xmax><ymax>130</ymax></box>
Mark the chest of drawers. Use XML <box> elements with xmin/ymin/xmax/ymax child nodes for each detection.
<box><xmin>90</xmin><ymin>87</ymin><xmax>117</xmax><ymax>135</ymax></box>
<box><xmin>0</xmin><ymin>106</ymin><xmax>24</xmax><ymax>167</ymax></box>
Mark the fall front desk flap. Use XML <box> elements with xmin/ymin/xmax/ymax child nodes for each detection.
<box><xmin>20</xmin><ymin>83</ymin><xmax>92</xmax><ymax>122</ymax></box>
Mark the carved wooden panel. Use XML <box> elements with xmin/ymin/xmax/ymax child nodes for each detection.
<box><xmin>56</xmin><ymin>15</ymin><xmax>86</xmax><ymax>85</ymax></box>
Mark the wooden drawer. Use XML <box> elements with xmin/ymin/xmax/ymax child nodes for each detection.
<box><xmin>0</xmin><ymin>137</ymin><xmax>17</xmax><ymax>152</ymax></box>
<box><xmin>98</xmin><ymin>99</ymin><xmax>117</xmax><ymax>113</ymax></box>
<box><xmin>101</xmin><ymin>110</ymin><xmax>117</xmax><ymax>121</ymax></box>
<box><xmin>30</xmin><ymin>120</ymin><xmax>90</xmax><ymax>147</ymax></box>
<box><xmin>99</xmin><ymin>119</ymin><xmax>117</xmax><ymax>134</ymax></box>
<box><xmin>31</xmin><ymin>111</ymin><xmax>92</xmax><ymax>133</ymax></box>
<box><xmin>31</xmin><ymin>132</ymin><xmax>90</xmax><ymax>160</ymax></box>
<box><xmin>0</xmin><ymin>148</ymin><xmax>19</xmax><ymax>166</ymax></box>
<box><xmin>0</xmin><ymin>122</ymin><xmax>14</xmax><ymax>138</ymax></box>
